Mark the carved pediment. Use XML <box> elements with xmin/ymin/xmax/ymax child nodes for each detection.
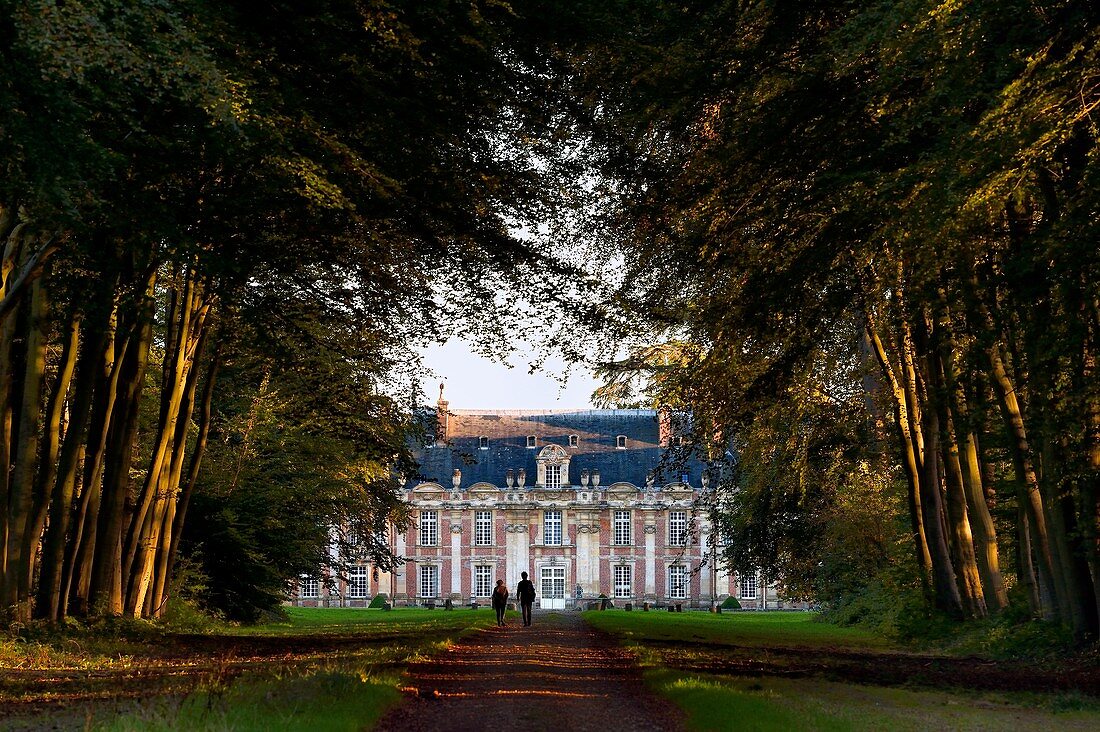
<box><xmin>607</xmin><ymin>482</ymin><xmax>640</xmax><ymax>494</ymax></box>
<box><xmin>468</xmin><ymin>482</ymin><xmax>499</xmax><ymax>494</ymax></box>
<box><xmin>537</xmin><ymin>444</ymin><xmax>568</xmax><ymax>462</ymax></box>
<box><xmin>412</xmin><ymin>482</ymin><xmax>446</xmax><ymax>496</ymax></box>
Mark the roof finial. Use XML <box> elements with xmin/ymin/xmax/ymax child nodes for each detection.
<box><xmin>438</xmin><ymin>382</ymin><xmax>445</xmax><ymax>403</ymax></box>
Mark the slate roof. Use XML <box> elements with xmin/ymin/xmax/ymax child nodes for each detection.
<box><xmin>412</xmin><ymin>408</ymin><xmax>707</xmax><ymax>490</ymax></box>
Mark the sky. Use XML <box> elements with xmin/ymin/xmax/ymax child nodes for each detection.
<box><xmin>420</xmin><ymin>339</ymin><xmax>601</xmax><ymax>410</ymax></box>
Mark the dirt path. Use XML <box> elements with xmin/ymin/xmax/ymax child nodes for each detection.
<box><xmin>376</xmin><ymin>613</ymin><xmax>684</xmax><ymax>732</ymax></box>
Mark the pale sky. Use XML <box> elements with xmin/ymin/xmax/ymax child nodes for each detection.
<box><xmin>420</xmin><ymin>339</ymin><xmax>601</xmax><ymax>409</ymax></box>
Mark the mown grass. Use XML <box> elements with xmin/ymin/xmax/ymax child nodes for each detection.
<box><xmin>97</xmin><ymin>669</ymin><xmax>403</xmax><ymax>732</ymax></box>
<box><xmin>584</xmin><ymin>609</ymin><xmax>891</xmax><ymax>651</ymax></box>
<box><xmin>589</xmin><ymin>611</ymin><xmax>1100</xmax><ymax>732</ymax></box>
<box><xmin>3</xmin><ymin>607</ymin><xmax>496</xmax><ymax>731</ymax></box>
<box><xmin>647</xmin><ymin>669</ymin><xmax>1100</xmax><ymax>731</ymax></box>
<box><xmin>233</xmin><ymin>606</ymin><xmax>496</xmax><ymax>636</ymax></box>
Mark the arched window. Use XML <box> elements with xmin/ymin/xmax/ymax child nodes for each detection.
<box><xmin>526</xmin><ymin>435</ymin><xmax>537</xmax><ymax>448</ymax></box>
<box><xmin>616</xmin><ymin>435</ymin><xmax>627</xmax><ymax>449</ymax></box>
<box><xmin>569</xmin><ymin>434</ymin><xmax>579</xmax><ymax>448</ymax></box>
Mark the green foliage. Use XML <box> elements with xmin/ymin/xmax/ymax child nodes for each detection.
<box><xmin>720</xmin><ymin>596</ymin><xmax>741</xmax><ymax>610</ymax></box>
<box><xmin>368</xmin><ymin>594</ymin><xmax>389</xmax><ymax>609</ymax></box>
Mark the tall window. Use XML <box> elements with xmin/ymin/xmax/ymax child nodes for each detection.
<box><xmin>614</xmin><ymin>565</ymin><xmax>632</xmax><ymax>598</ymax></box>
<box><xmin>545</xmin><ymin>464</ymin><xmax>562</xmax><ymax>490</ymax></box>
<box><xmin>419</xmin><ymin>565</ymin><xmax>439</xmax><ymax>598</ymax></box>
<box><xmin>474</xmin><ymin>510</ymin><xmax>492</xmax><ymax>546</ymax></box>
<box><xmin>419</xmin><ymin>510</ymin><xmax>438</xmax><ymax>546</ymax></box>
<box><xmin>668</xmin><ymin>565</ymin><xmax>687</xmax><ymax>599</ymax></box>
<box><xmin>474</xmin><ymin>565</ymin><xmax>493</xmax><ymax>597</ymax></box>
<box><xmin>543</xmin><ymin>509</ymin><xmax>562</xmax><ymax>545</ymax></box>
<box><xmin>669</xmin><ymin>511</ymin><xmax>688</xmax><ymax>546</ymax></box>
<box><xmin>569</xmin><ymin>434</ymin><xmax>579</xmax><ymax>448</ymax></box>
<box><xmin>299</xmin><ymin>575</ymin><xmax>319</xmax><ymax>599</ymax></box>
<box><xmin>478</xmin><ymin>436</ymin><xmax>489</xmax><ymax>449</ymax></box>
<box><xmin>740</xmin><ymin>571</ymin><xmax>758</xmax><ymax>600</ymax></box>
<box><xmin>616</xmin><ymin>435</ymin><xmax>627</xmax><ymax>449</ymax></box>
<box><xmin>613</xmin><ymin>510</ymin><xmax>631</xmax><ymax>546</ymax></box>
<box><xmin>348</xmin><ymin>565</ymin><xmax>369</xmax><ymax>598</ymax></box>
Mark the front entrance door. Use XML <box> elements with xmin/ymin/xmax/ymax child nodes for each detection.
<box><xmin>540</xmin><ymin>566</ymin><xmax>566</xmax><ymax>609</ymax></box>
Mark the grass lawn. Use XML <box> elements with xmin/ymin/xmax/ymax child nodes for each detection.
<box><xmin>584</xmin><ymin>609</ymin><xmax>891</xmax><ymax>651</ymax></box>
<box><xmin>647</xmin><ymin>669</ymin><xmax>1100</xmax><ymax>731</ymax></box>
<box><xmin>586</xmin><ymin>610</ymin><xmax>1100</xmax><ymax>732</ymax></box>
<box><xmin>233</xmin><ymin>606</ymin><xmax>497</xmax><ymax>636</ymax></box>
<box><xmin>2</xmin><ymin>607</ymin><xmax>497</xmax><ymax>731</ymax></box>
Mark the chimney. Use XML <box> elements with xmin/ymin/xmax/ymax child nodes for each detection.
<box><xmin>658</xmin><ymin>406</ymin><xmax>672</xmax><ymax>448</ymax></box>
<box><xmin>436</xmin><ymin>383</ymin><xmax>449</xmax><ymax>442</ymax></box>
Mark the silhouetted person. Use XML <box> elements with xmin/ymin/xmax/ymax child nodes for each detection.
<box><xmin>491</xmin><ymin>579</ymin><xmax>509</xmax><ymax>627</ymax></box>
<box><xmin>516</xmin><ymin>571</ymin><xmax>536</xmax><ymax>626</ymax></box>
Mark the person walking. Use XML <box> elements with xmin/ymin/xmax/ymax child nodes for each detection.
<box><xmin>516</xmin><ymin>571</ymin><xmax>536</xmax><ymax>627</ymax></box>
<box><xmin>491</xmin><ymin>579</ymin><xmax>509</xmax><ymax>627</ymax></box>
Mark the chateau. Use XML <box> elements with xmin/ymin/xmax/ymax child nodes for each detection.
<box><xmin>293</xmin><ymin>395</ymin><xmax>786</xmax><ymax>609</ymax></box>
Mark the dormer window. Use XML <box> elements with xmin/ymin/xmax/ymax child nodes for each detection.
<box><xmin>479</xmin><ymin>436</ymin><xmax>489</xmax><ymax>450</ymax></box>
<box><xmin>569</xmin><ymin>434</ymin><xmax>579</xmax><ymax>448</ymax></box>
<box><xmin>527</xmin><ymin>435</ymin><xmax>537</xmax><ymax>448</ymax></box>
<box><xmin>616</xmin><ymin>435</ymin><xmax>627</xmax><ymax>449</ymax></box>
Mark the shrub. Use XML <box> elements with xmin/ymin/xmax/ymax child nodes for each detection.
<box><xmin>368</xmin><ymin>593</ymin><xmax>388</xmax><ymax>609</ymax></box>
<box><xmin>720</xmin><ymin>596</ymin><xmax>742</xmax><ymax>610</ymax></box>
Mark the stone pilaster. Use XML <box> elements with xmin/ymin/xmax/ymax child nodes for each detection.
<box><xmin>449</xmin><ymin>510</ymin><xmax>463</xmax><ymax>599</ymax></box>
<box><xmin>643</xmin><ymin>513</ymin><xmax>657</xmax><ymax>601</ymax></box>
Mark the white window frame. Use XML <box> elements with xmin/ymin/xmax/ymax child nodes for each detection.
<box><xmin>669</xmin><ymin>511</ymin><xmax>688</xmax><ymax>547</ymax></box>
<box><xmin>569</xmin><ymin>434</ymin><xmax>579</xmax><ymax>448</ymax></box>
<box><xmin>299</xmin><ymin>575</ymin><xmax>320</xmax><ymax>599</ymax></box>
<box><xmin>474</xmin><ymin>565</ymin><xmax>493</xmax><ymax>598</ymax></box>
<box><xmin>479</xmin><ymin>436</ymin><xmax>489</xmax><ymax>449</ymax></box>
<box><xmin>668</xmin><ymin>565</ymin><xmax>687</xmax><ymax>599</ymax></box>
<box><xmin>474</xmin><ymin>510</ymin><xmax>492</xmax><ymax>546</ymax></box>
<box><xmin>613</xmin><ymin>510</ymin><xmax>631</xmax><ymax>546</ymax></box>
<box><xmin>419</xmin><ymin>564</ymin><xmax>439</xmax><ymax>598</ymax></box>
<box><xmin>614</xmin><ymin>565</ymin><xmax>632</xmax><ymax>598</ymax></box>
<box><xmin>616</xmin><ymin>435</ymin><xmax>627</xmax><ymax>449</ymax></box>
<box><xmin>543</xmin><ymin>509</ymin><xmax>562</xmax><ymax>546</ymax></box>
<box><xmin>347</xmin><ymin>565</ymin><xmax>369</xmax><ymax>599</ymax></box>
<box><xmin>740</xmin><ymin>570</ymin><xmax>759</xmax><ymax>600</ymax></box>
<box><xmin>545</xmin><ymin>463</ymin><xmax>562</xmax><ymax>490</ymax></box>
<box><xmin>419</xmin><ymin>510</ymin><xmax>439</xmax><ymax>546</ymax></box>
<box><xmin>527</xmin><ymin>435</ymin><xmax>537</xmax><ymax>448</ymax></box>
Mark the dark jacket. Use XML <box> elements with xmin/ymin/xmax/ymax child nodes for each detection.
<box><xmin>491</xmin><ymin>586</ymin><xmax>509</xmax><ymax>609</ymax></box>
<box><xmin>516</xmin><ymin>579</ymin><xmax>536</xmax><ymax>604</ymax></box>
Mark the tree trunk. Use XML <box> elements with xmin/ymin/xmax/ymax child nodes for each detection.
<box><xmin>0</xmin><ymin>221</ymin><xmax>26</xmax><ymax>618</ymax></box>
<box><xmin>89</xmin><ymin>271</ymin><xmax>156</xmax><ymax>616</ymax></box>
<box><xmin>37</xmin><ymin>312</ymin><xmax>108</xmax><ymax>622</ymax></box>
<box><xmin>23</xmin><ymin>310</ymin><xmax>81</xmax><ymax>621</ymax></box>
<box><xmin>65</xmin><ymin>309</ymin><xmax>124</xmax><ymax>617</ymax></box>
<box><xmin>987</xmin><ymin>341</ymin><xmax>1059</xmax><ymax>620</ymax></box>
<box><xmin>5</xmin><ymin>277</ymin><xmax>47</xmax><ymax>623</ymax></box>
<box><xmin>865</xmin><ymin>320</ymin><xmax>933</xmax><ymax>594</ymax></box>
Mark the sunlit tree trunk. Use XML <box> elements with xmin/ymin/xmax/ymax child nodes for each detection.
<box><xmin>865</xmin><ymin>319</ymin><xmax>932</xmax><ymax>594</ymax></box>
<box><xmin>89</xmin><ymin>271</ymin><xmax>156</xmax><ymax>616</ymax></box>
